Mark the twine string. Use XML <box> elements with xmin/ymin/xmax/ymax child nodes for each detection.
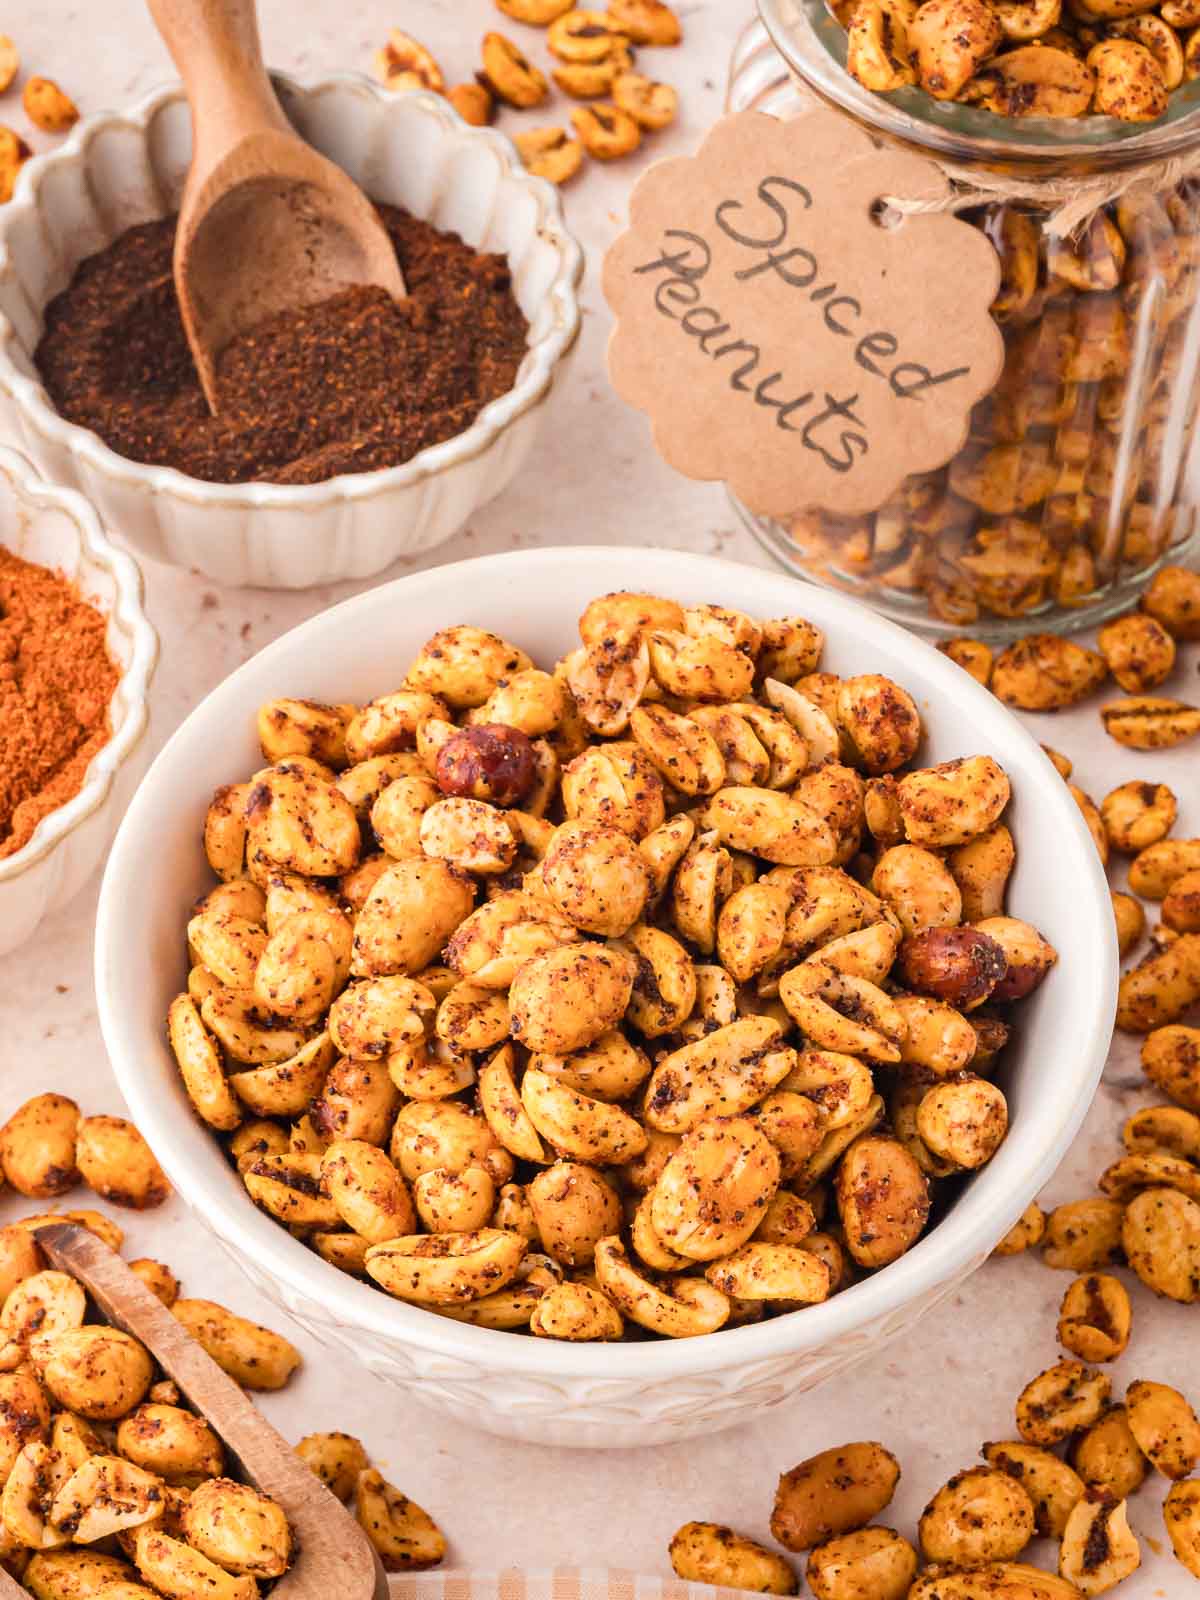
<box><xmin>882</xmin><ymin>151</ymin><xmax>1200</xmax><ymax>238</ymax></box>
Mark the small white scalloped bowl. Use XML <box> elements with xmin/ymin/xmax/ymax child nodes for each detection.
<box><xmin>0</xmin><ymin>78</ymin><xmax>583</xmax><ymax>590</ymax></box>
<box><xmin>96</xmin><ymin>547</ymin><xmax>1116</xmax><ymax>1450</ymax></box>
<box><xmin>0</xmin><ymin>446</ymin><xmax>157</xmax><ymax>956</ymax></box>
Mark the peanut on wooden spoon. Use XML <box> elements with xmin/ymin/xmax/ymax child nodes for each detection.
<box><xmin>32</xmin><ymin>1222</ymin><xmax>389</xmax><ymax>1600</ymax></box>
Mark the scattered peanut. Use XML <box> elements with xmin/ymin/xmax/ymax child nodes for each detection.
<box><xmin>570</xmin><ymin>101</ymin><xmax>642</xmax><ymax>158</ymax></box>
<box><xmin>1142</xmin><ymin>1024</ymin><xmax>1200</xmax><ymax>1109</ymax></box>
<box><xmin>918</xmin><ymin>1467</ymin><xmax>1036</xmax><ymax>1564</ymax></box>
<box><xmin>1101</xmin><ymin>780</ymin><xmax>1178</xmax><ymax>854</ymax></box>
<box><xmin>1125</xmin><ymin>1378</ymin><xmax>1200</xmax><ymax>1477</ymax></box>
<box><xmin>993</xmin><ymin>1202</ymin><xmax>1046</xmax><ymax>1256</ymax></box>
<box><xmin>1097</xmin><ymin>613</ymin><xmax>1177</xmax><ymax>693</ymax></box>
<box><xmin>447</xmin><ymin>82</ymin><xmax>495</xmax><ymax>125</ymax></box>
<box><xmin>0</xmin><ymin>124</ymin><xmax>29</xmax><ymax>205</ymax></box>
<box><xmin>1101</xmin><ymin>697</ymin><xmax>1200</xmax><ymax>751</ymax></box>
<box><xmin>23</xmin><ymin>76</ymin><xmax>78</xmax><ymax>132</ymax></box>
<box><xmin>480</xmin><ymin>31</ymin><xmax>550</xmax><ymax>106</ymax></box>
<box><xmin>613</xmin><ymin>71</ymin><xmax>678</xmax><ymax>128</ymax></box>
<box><xmin>355</xmin><ymin>1469</ymin><xmax>446</xmax><ymax>1571</ymax></box>
<box><xmin>74</xmin><ymin>1117</ymin><xmax>169</xmax><ymax>1211</ymax></box>
<box><xmin>1015</xmin><ymin>1360</ymin><xmax>1112</xmax><ymax>1445</ymax></box>
<box><xmin>1112</xmin><ymin>890</ymin><xmax>1146</xmax><ymax>957</ymax></box>
<box><xmin>1142</xmin><ymin>564</ymin><xmax>1200</xmax><ymax>639</ymax></box>
<box><xmin>497</xmin><ymin>0</ymin><xmax>575</xmax><ymax>21</ymax></box>
<box><xmin>669</xmin><ymin>1522</ymin><xmax>797</xmax><ymax>1594</ymax></box>
<box><xmin>992</xmin><ymin>636</ymin><xmax>1108</xmax><ymax>711</ymax></box>
<box><xmin>372</xmin><ymin>30</ymin><xmax>445</xmax><ymax>92</ymax></box>
<box><xmin>1164</xmin><ymin>1479</ymin><xmax>1200</xmax><ymax>1578</ymax></box>
<box><xmin>771</xmin><ymin>1443</ymin><xmax>901</xmax><ymax>1550</ymax></box>
<box><xmin>1056</xmin><ymin>1273</ymin><xmax>1131</xmax><ymax>1362</ymax></box>
<box><xmin>0</xmin><ymin>36</ymin><xmax>17</xmax><ymax>94</ymax></box>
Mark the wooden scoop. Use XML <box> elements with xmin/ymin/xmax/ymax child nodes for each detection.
<box><xmin>29</xmin><ymin>1223</ymin><xmax>389</xmax><ymax>1600</ymax></box>
<box><xmin>147</xmin><ymin>0</ymin><xmax>406</xmax><ymax>414</ymax></box>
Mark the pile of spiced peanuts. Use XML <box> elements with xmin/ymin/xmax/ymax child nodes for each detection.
<box><xmin>0</xmin><ymin>1089</ymin><xmax>449</xmax><ymax>1589</ymax></box>
<box><xmin>938</xmin><ymin>563</ymin><xmax>1200</xmax><ymax>1033</ymax></box>
<box><xmin>668</xmin><ymin>1119</ymin><xmax>1200</xmax><ymax>1594</ymax></box>
<box><xmin>372</xmin><ymin>1</ymin><xmax>683</xmax><ymax>185</ymax></box>
<box><xmin>171</xmin><ymin>590</ymin><xmax>1058</xmax><ymax>1345</ymax></box>
<box><xmin>841</xmin><ymin>0</ymin><xmax>1200</xmax><ymax>121</ymax></box>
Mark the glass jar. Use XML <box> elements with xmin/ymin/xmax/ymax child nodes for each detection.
<box><xmin>729</xmin><ymin>1</ymin><xmax>1200</xmax><ymax>637</ymax></box>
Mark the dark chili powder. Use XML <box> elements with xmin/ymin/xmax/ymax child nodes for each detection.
<box><xmin>0</xmin><ymin>548</ymin><xmax>118</xmax><ymax>859</ymax></box>
<box><xmin>34</xmin><ymin>206</ymin><xmax>529</xmax><ymax>486</ymax></box>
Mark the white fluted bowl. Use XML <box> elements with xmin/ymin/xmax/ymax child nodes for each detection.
<box><xmin>0</xmin><ymin>78</ymin><xmax>583</xmax><ymax>590</ymax></box>
<box><xmin>0</xmin><ymin>447</ymin><xmax>157</xmax><ymax>955</ymax></box>
<box><xmin>97</xmin><ymin>548</ymin><xmax>1115</xmax><ymax>1449</ymax></box>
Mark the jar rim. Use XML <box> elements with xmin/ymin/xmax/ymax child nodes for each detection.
<box><xmin>759</xmin><ymin>0</ymin><xmax>1200</xmax><ymax>171</ymax></box>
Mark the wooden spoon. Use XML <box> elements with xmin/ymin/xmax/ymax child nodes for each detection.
<box><xmin>147</xmin><ymin>0</ymin><xmax>406</xmax><ymax>414</ymax></box>
<box><xmin>31</xmin><ymin>1222</ymin><xmax>389</xmax><ymax>1600</ymax></box>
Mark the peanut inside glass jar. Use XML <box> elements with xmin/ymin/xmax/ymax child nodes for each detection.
<box><xmin>729</xmin><ymin>1</ymin><xmax>1200</xmax><ymax>637</ymax></box>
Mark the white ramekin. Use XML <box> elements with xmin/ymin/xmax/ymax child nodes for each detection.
<box><xmin>95</xmin><ymin>548</ymin><xmax>1116</xmax><ymax>1450</ymax></box>
<box><xmin>0</xmin><ymin>446</ymin><xmax>157</xmax><ymax>956</ymax></box>
<box><xmin>0</xmin><ymin>78</ymin><xmax>583</xmax><ymax>590</ymax></box>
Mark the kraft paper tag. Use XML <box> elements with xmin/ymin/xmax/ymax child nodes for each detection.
<box><xmin>602</xmin><ymin>110</ymin><xmax>1004</xmax><ymax>519</ymax></box>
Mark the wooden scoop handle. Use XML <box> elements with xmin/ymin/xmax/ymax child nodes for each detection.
<box><xmin>35</xmin><ymin>1224</ymin><xmax>388</xmax><ymax>1600</ymax></box>
<box><xmin>146</xmin><ymin>0</ymin><xmax>290</xmax><ymax>168</ymax></box>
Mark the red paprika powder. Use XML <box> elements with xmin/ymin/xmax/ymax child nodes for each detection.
<box><xmin>0</xmin><ymin>547</ymin><xmax>118</xmax><ymax>859</ymax></box>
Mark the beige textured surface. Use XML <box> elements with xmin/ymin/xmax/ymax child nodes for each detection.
<box><xmin>0</xmin><ymin>1</ymin><xmax>1196</xmax><ymax>1595</ymax></box>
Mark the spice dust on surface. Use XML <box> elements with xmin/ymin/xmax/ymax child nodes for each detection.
<box><xmin>0</xmin><ymin>548</ymin><xmax>118</xmax><ymax>859</ymax></box>
<box><xmin>35</xmin><ymin>206</ymin><xmax>529</xmax><ymax>486</ymax></box>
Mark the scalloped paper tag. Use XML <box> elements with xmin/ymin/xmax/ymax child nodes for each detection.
<box><xmin>602</xmin><ymin>110</ymin><xmax>1004</xmax><ymax>519</ymax></box>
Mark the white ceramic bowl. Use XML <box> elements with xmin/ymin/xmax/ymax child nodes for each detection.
<box><xmin>96</xmin><ymin>547</ymin><xmax>1116</xmax><ymax>1450</ymax></box>
<box><xmin>0</xmin><ymin>446</ymin><xmax>157</xmax><ymax>956</ymax></box>
<box><xmin>0</xmin><ymin>78</ymin><xmax>583</xmax><ymax>589</ymax></box>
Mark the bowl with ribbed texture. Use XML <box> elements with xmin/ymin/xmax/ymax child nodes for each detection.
<box><xmin>0</xmin><ymin>446</ymin><xmax>157</xmax><ymax>954</ymax></box>
<box><xmin>0</xmin><ymin>78</ymin><xmax>583</xmax><ymax>590</ymax></box>
<box><xmin>96</xmin><ymin>547</ymin><xmax>1115</xmax><ymax>1449</ymax></box>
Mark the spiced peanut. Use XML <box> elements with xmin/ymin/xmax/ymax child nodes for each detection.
<box><xmin>570</xmin><ymin>102</ymin><xmax>642</xmax><ymax>159</ymax></box>
<box><xmin>515</xmin><ymin>126</ymin><xmax>586</xmax><ymax>183</ymax></box>
<box><xmin>1165</xmin><ymin>1479</ymin><xmax>1200</xmax><ymax>1578</ymax></box>
<box><xmin>608</xmin><ymin>0</ymin><xmax>682</xmax><ymax>45</ymax></box>
<box><xmin>372</xmin><ymin>31</ymin><xmax>445</xmax><ymax>92</ymax></box>
<box><xmin>498</xmin><ymin>0</ymin><xmax>575</xmax><ymax>20</ymax></box>
<box><xmin>23</xmin><ymin>76</ymin><xmax>78</xmax><ymax>132</ymax></box>
<box><xmin>1102</xmin><ymin>697</ymin><xmax>1200</xmax><ymax>751</ymax></box>
<box><xmin>1073</xmin><ymin>1407</ymin><xmax>1148</xmax><ymax>1500</ymax></box>
<box><xmin>613</xmin><ymin>71</ymin><xmax>678</xmax><ymax>128</ymax></box>
<box><xmin>805</xmin><ymin>1527</ymin><xmax>917</xmax><ymax>1600</ymax></box>
<box><xmin>1056</xmin><ymin>1273</ymin><xmax>1132</xmax><ymax>1362</ymax></box>
<box><xmin>0</xmin><ymin>124</ymin><xmax>29</xmax><ymax>205</ymax></box>
<box><xmin>918</xmin><ymin>1468</ymin><xmax>1036</xmax><ymax>1564</ymax></box>
<box><xmin>1097</xmin><ymin>613</ymin><xmax>1177</xmax><ymax>691</ymax></box>
<box><xmin>0</xmin><ymin>37</ymin><xmax>17</xmax><ymax>96</ymax></box>
<box><xmin>669</xmin><ymin>1522</ymin><xmax>797</xmax><ymax>1594</ymax></box>
<box><xmin>1015</xmin><ymin>1360</ymin><xmax>1113</xmax><ymax>1445</ymax></box>
<box><xmin>480</xmin><ymin>32</ymin><xmax>550</xmax><ymax>106</ymax></box>
<box><xmin>771</xmin><ymin>1443</ymin><xmax>901</xmax><ymax>1550</ymax></box>
<box><xmin>1059</xmin><ymin>1491</ymin><xmax>1142</xmax><ymax>1592</ymax></box>
<box><xmin>982</xmin><ymin>1441</ymin><xmax>1085</xmax><ymax>1538</ymax></box>
<box><xmin>354</xmin><ymin>1470</ymin><xmax>447</xmax><ymax>1571</ymax></box>
<box><xmin>1142</xmin><ymin>563</ymin><xmax>1200</xmax><ymax>638</ymax></box>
